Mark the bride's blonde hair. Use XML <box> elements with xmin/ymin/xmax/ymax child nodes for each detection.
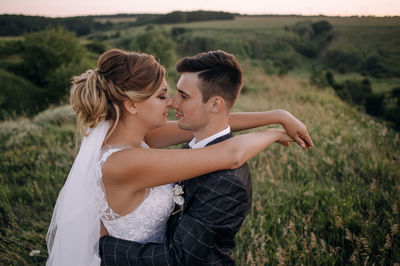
<box><xmin>70</xmin><ymin>49</ymin><xmax>165</xmax><ymax>137</ymax></box>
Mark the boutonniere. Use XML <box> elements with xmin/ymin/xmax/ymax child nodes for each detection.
<box><xmin>172</xmin><ymin>184</ymin><xmax>184</xmax><ymax>218</ymax></box>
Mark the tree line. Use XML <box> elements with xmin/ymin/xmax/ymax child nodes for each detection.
<box><xmin>135</xmin><ymin>11</ymin><xmax>235</xmax><ymax>25</ymax></box>
<box><xmin>0</xmin><ymin>11</ymin><xmax>236</xmax><ymax>37</ymax></box>
<box><xmin>0</xmin><ymin>14</ymin><xmax>112</xmax><ymax>36</ymax></box>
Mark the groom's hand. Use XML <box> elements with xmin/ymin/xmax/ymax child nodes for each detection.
<box><xmin>100</xmin><ymin>221</ymin><xmax>109</xmax><ymax>238</ymax></box>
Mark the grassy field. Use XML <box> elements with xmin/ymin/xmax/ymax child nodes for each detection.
<box><xmin>1</xmin><ymin>65</ymin><xmax>399</xmax><ymax>264</ymax></box>
<box><xmin>234</xmin><ymin>67</ymin><xmax>400</xmax><ymax>265</ymax></box>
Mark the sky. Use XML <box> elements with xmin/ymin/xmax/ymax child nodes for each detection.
<box><xmin>1</xmin><ymin>0</ymin><xmax>399</xmax><ymax>17</ymax></box>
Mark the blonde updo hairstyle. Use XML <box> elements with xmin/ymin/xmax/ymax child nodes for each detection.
<box><xmin>70</xmin><ymin>49</ymin><xmax>166</xmax><ymax>137</ymax></box>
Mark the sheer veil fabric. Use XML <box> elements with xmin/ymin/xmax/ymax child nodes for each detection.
<box><xmin>46</xmin><ymin>121</ymin><xmax>110</xmax><ymax>265</ymax></box>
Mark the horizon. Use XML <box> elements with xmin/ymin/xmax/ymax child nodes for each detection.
<box><xmin>1</xmin><ymin>11</ymin><xmax>400</xmax><ymax>19</ymax></box>
<box><xmin>1</xmin><ymin>0</ymin><xmax>399</xmax><ymax>18</ymax></box>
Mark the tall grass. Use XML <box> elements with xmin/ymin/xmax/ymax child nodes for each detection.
<box><xmin>234</xmin><ymin>71</ymin><xmax>400</xmax><ymax>264</ymax></box>
<box><xmin>0</xmin><ymin>106</ymin><xmax>77</xmax><ymax>264</ymax></box>
<box><xmin>0</xmin><ymin>70</ymin><xmax>399</xmax><ymax>264</ymax></box>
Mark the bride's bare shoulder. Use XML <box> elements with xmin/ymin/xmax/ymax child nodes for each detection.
<box><xmin>101</xmin><ymin>146</ymin><xmax>145</xmax><ymax>180</ymax></box>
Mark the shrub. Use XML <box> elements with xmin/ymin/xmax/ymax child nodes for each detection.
<box><xmin>0</xmin><ymin>39</ymin><xmax>24</xmax><ymax>58</ymax></box>
<box><xmin>0</xmin><ymin>27</ymin><xmax>89</xmax><ymax>117</ymax></box>
<box><xmin>85</xmin><ymin>40</ymin><xmax>108</xmax><ymax>54</ymax></box>
<box><xmin>21</xmin><ymin>27</ymin><xmax>85</xmax><ymax>87</ymax></box>
<box><xmin>339</xmin><ymin>78</ymin><xmax>372</xmax><ymax>106</ymax></box>
<box><xmin>288</xmin><ymin>20</ymin><xmax>334</xmax><ymax>58</ymax></box>
<box><xmin>171</xmin><ymin>27</ymin><xmax>189</xmax><ymax>40</ymax></box>
<box><xmin>260</xmin><ymin>40</ymin><xmax>299</xmax><ymax>75</ymax></box>
<box><xmin>177</xmin><ymin>35</ymin><xmax>218</xmax><ymax>57</ymax></box>
<box><xmin>20</xmin><ymin>27</ymin><xmax>88</xmax><ymax>110</ymax></box>
<box><xmin>45</xmin><ymin>60</ymin><xmax>91</xmax><ymax>104</ymax></box>
<box><xmin>132</xmin><ymin>26</ymin><xmax>176</xmax><ymax>67</ymax></box>
<box><xmin>0</xmin><ymin>69</ymin><xmax>44</xmax><ymax>119</ymax></box>
<box><xmin>361</xmin><ymin>54</ymin><xmax>387</xmax><ymax>78</ymax></box>
<box><xmin>391</xmin><ymin>87</ymin><xmax>400</xmax><ymax>106</ymax></box>
<box><xmin>384</xmin><ymin>103</ymin><xmax>400</xmax><ymax>129</ymax></box>
<box><xmin>320</xmin><ymin>49</ymin><xmax>362</xmax><ymax>73</ymax></box>
<box><xmin>365</xmin><ymin>93</ymin><xmax>385</xmax><ymax>117</ymax></box>
<box><xmin>312</xmin><ymin>20</ymin><xmax>333</xmax><ymax>35</ymax></box>
<box><xmin>33</xmin><ymin>105</ymin><xmax>75</xmax><ymax>126</ymax></box>
<box><xmin>291</xmin><ymin>20</ymin><xmax>313</xmax><ymax>37</ymax></box>
<box><xmin>309</xmin><ymin>66</ymin><xmax>329</xmax><ymax>88</ymax></box>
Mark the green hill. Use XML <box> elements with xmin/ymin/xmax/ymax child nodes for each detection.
<box><xmin>0</xmin><ymin>69</ymin><xmax>44</xmax><ymax>119</ymax></box>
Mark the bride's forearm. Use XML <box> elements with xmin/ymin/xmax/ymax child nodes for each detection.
<box><xmin>229</xmin><ymin>110</ymin><xmax>289</xmax><ymax>132</ymax></box>
<box><xmin>145</xmin><ymin>121</ymin><xmax>193</xmax><ymax>148</ymax></box>
<box><xmin>227</xmin><ymin>128</ymin><xmax>285</xmax><ymax>169</ymax></box>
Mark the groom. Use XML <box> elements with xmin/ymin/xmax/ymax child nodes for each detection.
<box><xmin>99</xmin><ymin>50</ymin><xmax>252</xmax><ymax>265</ymax></box>
<box><xmin>99</xmin><ymin>50</ymin><xmax>312</xmax><ymax>265</ymax></box>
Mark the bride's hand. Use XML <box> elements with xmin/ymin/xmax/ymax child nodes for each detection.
<box><xmin>270</xmin><ymin>128</ymin><xmax>295</xmax><ymax>147</ymax></box>
<box><xmin>279</xmin><ymin>110</ymin><xmax>314</xmax><ymax>150</ymax></box>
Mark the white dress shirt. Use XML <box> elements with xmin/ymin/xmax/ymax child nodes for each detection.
<box><xmin>188</xmin><ymin>126</ymin><xmax>231</xmax><ymax>149</ymax></box>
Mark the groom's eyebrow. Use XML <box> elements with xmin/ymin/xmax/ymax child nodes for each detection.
<box><xmin>177</xmin><ymin>89</ymin><xmax>191</xmax><ymax>97</ymax></box>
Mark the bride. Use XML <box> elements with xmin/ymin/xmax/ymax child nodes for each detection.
<box><xmin>46</xmin><ymin>48</ymin><xmax>312</xmax><ymax>265</ymax></box>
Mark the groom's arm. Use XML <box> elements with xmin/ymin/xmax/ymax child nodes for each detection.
<box><xmin>229</xmin><ymin>110</ymin><xmax>314</xmax><ymax>149</ymax></box>
<box><xmin>99</xmin><ymin>236</ymin><xmax>174</xmax><ymax>265</ymax></box>
<box><xmin>99</xmin><ymin>168</ymin><xmax>250</xmax><ymax>265</ymax></box>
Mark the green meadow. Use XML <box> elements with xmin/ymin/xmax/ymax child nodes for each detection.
<box><xmin>0</xmin><ymin>14</ymin><xmax>399</xmax><ymax>264</ymax></box>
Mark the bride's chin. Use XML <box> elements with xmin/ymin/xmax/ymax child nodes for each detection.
<box><xmin>151</xmin><ymin>120</ymin><xmax>167</xmax><ymax>130</ymax></box>
<box><xmin>160</xmin><ymin>119</ymin><xmax>168</xmax><ymax>126</ymax></box>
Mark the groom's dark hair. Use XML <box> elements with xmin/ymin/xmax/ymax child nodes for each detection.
<box><xmin>176</xmin><ymin>50</ymin><xmax>243</xmax><ymax>109</ymax></box>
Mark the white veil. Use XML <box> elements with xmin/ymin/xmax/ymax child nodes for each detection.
<box><xmin>46</xmin><ymin>120</ymin><xmax>110</xmax><ymax>266</ymax></box>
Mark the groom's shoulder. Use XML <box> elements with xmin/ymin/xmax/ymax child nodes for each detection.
<box><xmin>201</xmin><ymin>133</ymin><xmax>251</xmax><ymax>184</ymax></box>
<box><xmin>191</xmin><ymin>164</ymin><xmax>252</xmax><ymax>209</ymax></box>
<box><xmin>197</xmin><ymin>162</ymin><xmax>250</xmax><ymax>188</ymax></box>
<box><xmin>214</xmin><ymin>161</ymin><xmax>250</xmax><ymax>177</ymax></box>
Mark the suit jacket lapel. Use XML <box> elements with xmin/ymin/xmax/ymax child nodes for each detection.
<box><xmin>167</xmin><ymin>132</ymin><xmax>233</xmax><ymax>238</ymax></box>
<box><xmin>180</xmin><ymin>132</ymin><xmax>233</xmax><ymax>189</ymax></box>
<box><xmin>204</xmin><ymin>132</ymin><xmax>233</xmax><ymax>147</ymax></box>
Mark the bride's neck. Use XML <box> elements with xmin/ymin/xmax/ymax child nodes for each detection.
<box><xmin>104</xmin><ymin>117</ymin><xmax>147</xmax><ymax>148</ymax></box>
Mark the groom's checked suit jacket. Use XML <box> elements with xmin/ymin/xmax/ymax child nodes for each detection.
<box><xmin>99</xmin><ymin>133</ymin><xmax>252</xmax><ymax>265</ymax></box>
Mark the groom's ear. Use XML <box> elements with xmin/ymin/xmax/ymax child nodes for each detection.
<box><xmin>207</xmin><ymin>96</ymin><xmax>226</xmax><ymax>113</ymax></box>
<box><xmin>122</xmin><ymin>99</ymin><xmax>138</xmax><ymax>116</ymax></box>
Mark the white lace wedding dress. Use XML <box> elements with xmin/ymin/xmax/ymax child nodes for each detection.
<box><xmin>97</xmin><ymin>143</ymin><xmax>174</xmax><ymax>243</ymax></box>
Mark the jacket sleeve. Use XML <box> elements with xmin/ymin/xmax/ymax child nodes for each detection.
<box><xmin>99</xmin><ymin>167</ymin><xmax>251</xmax><ymax>265</ymax></box>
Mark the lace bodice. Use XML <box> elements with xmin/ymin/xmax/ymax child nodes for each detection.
<box><xmin>97</xmin><ymin>143</ymin><xmax>174</xmax><ymax>243</ymax></box>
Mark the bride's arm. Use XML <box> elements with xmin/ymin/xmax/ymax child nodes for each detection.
<box><xmin>103</xmin><ymin>128</ymin><xmax>292</xmax><ymax>191</ymax></box>
<box><xmin>144</xmin><ymin>120</ymin><xmax>193</xmax><ymax>148</ymax></box>
<box><xmin>145</xmin><ymin>110</ymin><xmax>313</xmax><ymax>149</ymax></box>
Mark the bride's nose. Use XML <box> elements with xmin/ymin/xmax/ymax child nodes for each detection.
<box><xmin>167</xmin><ymin>95</ymin><xmax>173</xmax><ymax>107</ymax></box>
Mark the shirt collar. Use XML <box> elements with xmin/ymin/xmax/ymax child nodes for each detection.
<box><xmin>188</xmin><ymin>126</ymin><xmax>231</xmax><ymax>149</ymax></box>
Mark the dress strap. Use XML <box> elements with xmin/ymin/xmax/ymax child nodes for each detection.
<box><xmin>97</xmin><ymin>142</ymin><xmax>150</xmax><ymax>221</ymax></box>
<box><xmin>99</xmin><ymin>145</ymin><xmax>130</xmax><ymax>165</ymax></box>
<box><xmin>98</xmin><ymin>145</ymin><xmax>130</xmax><ymax>221</ymax></box>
